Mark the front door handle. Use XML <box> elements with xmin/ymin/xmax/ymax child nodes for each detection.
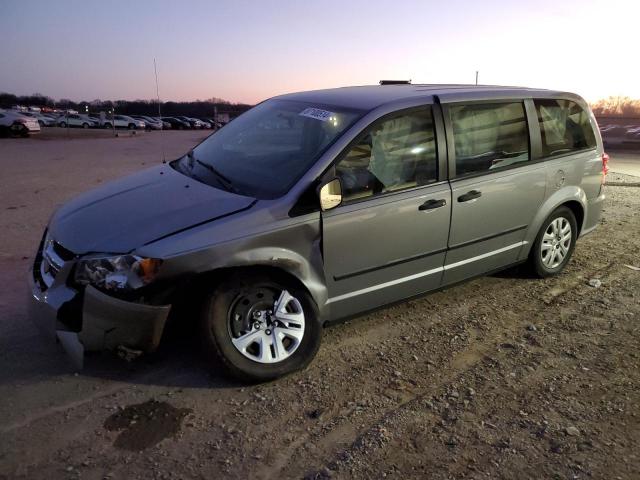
<box><xmin>457</xmin><ymin>190</ymin><xmax>482</xmax><ymax>202</ymax></box>
<box><xmin>419</xmin><ymin>198</ymin><xmax>447</xmax><ymax>211</ymax></box>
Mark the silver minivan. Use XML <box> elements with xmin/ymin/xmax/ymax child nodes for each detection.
<box><xmin>29</xmin><ymin>84</ymin><xmax>607</xmax><ymax>381</ymax></box>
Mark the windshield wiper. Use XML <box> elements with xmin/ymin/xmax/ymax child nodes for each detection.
<box><xmin>187</xmin><ymin>151</ymin><xmax>239</xmax><ymax>194</ymax></box>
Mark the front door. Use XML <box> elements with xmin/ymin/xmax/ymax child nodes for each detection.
<box><xmin>321</xmin><ymin>105</ymin><xmax>451</xmax><ymax>320</ymax></box>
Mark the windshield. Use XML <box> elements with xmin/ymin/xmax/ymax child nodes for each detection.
<box><xmin>172</xmin><ymin>99</ymin><xmax>362</xmax><ymax>198</ymax></box>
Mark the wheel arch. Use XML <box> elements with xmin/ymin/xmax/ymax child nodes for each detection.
<box><xmin>166</xmin><ymin>252</ymin><xmax>329</xmax><ymax>320</ymax></box>
<box><xmin>562</xmin><ymin>200</ymin><xmax>585</xmax><ymax>236</ymax></box>
<box><xmin>520</xmin><ymin>186</ymin><xmax>587</xmax><ymax>259</ymax></box>
<box><xmin>192</xmin><ymin>265</ymin><xmax>315</xmax><ymax>300</ymax></box>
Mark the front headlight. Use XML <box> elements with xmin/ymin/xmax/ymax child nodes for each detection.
<box><xmin>74</xmin><ymin>255</ymin><xmax>162</xmax><ymax>291</ymax></box>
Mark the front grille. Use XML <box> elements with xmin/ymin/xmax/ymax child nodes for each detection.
<box><xmin>33</xmin><ymin>231</ymin><xmax>76</xmax><ymax>290</ymax></box>
<box><xmin>51</xmin><ymin>238</ymin><xmax>75</xmax><ymax>261</ymax></box>
<box><xmin>32</xmin><ymin>232</ymin><xmax>47</xmax><ymax>290</ymax></box>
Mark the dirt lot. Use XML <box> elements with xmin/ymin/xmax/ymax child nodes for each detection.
<box><xmin>0</xmin><ymin>134</ymin><xmax>639</xmax><ymax>479</ymax></box>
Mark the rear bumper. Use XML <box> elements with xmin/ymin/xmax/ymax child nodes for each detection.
<box><xmin>28</xmin><ymin>272</ymin><xmax>170</xmax><ymax>368</ymax></box>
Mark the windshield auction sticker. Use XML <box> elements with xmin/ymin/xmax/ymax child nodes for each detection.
<box><xmin>299</xmin><ymin>108</ymin><xmax>335</xmax><ymax>122</ymax></box>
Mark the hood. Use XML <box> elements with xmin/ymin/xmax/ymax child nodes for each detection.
<box><xmin>49</xmin><ymin>165</ymin><xmax>255</xmax><ymax>254</ymax></box>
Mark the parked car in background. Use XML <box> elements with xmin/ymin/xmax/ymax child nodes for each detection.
<box><xmin>0</xmin><ymin>109</ymin><xmax>41</xmax><ymax>136</ymax></box>
<box><xmin>203</xmin><ymin>118</ymin><xmax>224</xmax><ymax>130</ymax></box>
<box><xmin>57</xmin><ymin>114</ymin><xmax>97</xmax><ymax>129</ymax></box>
<box><xmin>102</xmin><ymin>115</ymin><xmax>145</xmax><ymax>130</ymax></box>
<box><xmin>197</xmin><ymin>118</ymin><xmax>212</xmax><ymax>129</ymax></box>
<box><xmin>20</xmin><ymin>111</ymin><xmax>56</xmax><ymax>127</ymax></box>
<box><xmin>87</xmin><ymin>114</ymin><xmax>103</xmax><ymax>126</ymax></box>
<box><xmin>176</xmin><ymin>116</ymin><xmax>203</xmax><ymax>129</ymax></box>
<box><xmin>161</xmin><ymin>117</ymin><xmax>190</xmax><ymax>129</ymax></box>
<box><xmin>132</xmin><ymin>116</ymin><xmax>164</xmax><ymax>130</ymax></box>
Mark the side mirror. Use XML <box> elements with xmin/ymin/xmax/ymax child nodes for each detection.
<box><xmin>319</xmin><ymin>178</ymin><xmax>343</xmax><ymax>211</ymax></box>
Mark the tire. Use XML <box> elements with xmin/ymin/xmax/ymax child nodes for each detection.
<box><xmin>82</xmin><ymin>123</ymin><xmax>89</xmax><ymax>129</ymax></box>
<box><xmin>128</xmin><ymin>123</ymin><xmax>135</xmax><ymax>130</ymax></box>
<box><xmin>199</xmin><ymin>272</ymin><xmax>322</xmax><ymax>383</ymax></box>
<box><xmin>59</xmin><ymin>122</ymin><xmax>67</xmax><ymax>128</ymax></box>
<box><xmin>103</xmin><ymin>123</ymin><xmax>112</xmax><ymax>129</ymax></box>
<box><xmin>528</xmin><ymin>206</ymin><xmax>578</xmax><ymax>278</ymax></box>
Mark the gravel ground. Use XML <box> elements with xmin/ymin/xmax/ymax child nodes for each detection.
<box><xmin>0</xmin><ymin>135</ymin><xmax>639</xmax><ymax>479</ymax></box>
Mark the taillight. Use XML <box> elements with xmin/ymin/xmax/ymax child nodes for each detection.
<box><xmin>602</xmin><ymin>152</ymin><xmax>610</xmax><ymax>183</ymax></box>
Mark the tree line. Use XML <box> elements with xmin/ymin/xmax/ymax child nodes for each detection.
<box><xmin>3</xmin><ymin>91</ymin><xmax>639</xmax><ymax>119</ymax></box>
<box><xmin>590</xmin><ymin>96</ymin><xmax>640</xmax><ymax>118</ymax></box>
<box><xmin>0</xmin><ymin>92</ymin><xmax>253</xmax><ymax>117</ymax></box>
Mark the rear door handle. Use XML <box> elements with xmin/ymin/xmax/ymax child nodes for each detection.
<box><xmin>418</xmin><ymin>198</ymin><xmax>447</xmax><ymax>211</ymax></box>
<box><xmin>457</xmin><ymin>190</ymin><xmax>482</xmax><ymax>202</ymax></box>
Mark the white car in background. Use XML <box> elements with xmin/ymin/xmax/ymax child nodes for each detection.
<box><xmin>132</xmin><ymin>115</ymin><xmax>163</xmax><ymax>130</ymax></box>
<box><xmin>57</xmin><ymin>114</ymin><xmax>97</xmax><ymax>129</ymax></box>
<box><xmin>20</xmin><ymin>111</ymin><xmax>56</xmax><ymax>127</ymax></box>
<box><xmin>102</xmin><ymin>115</ymin><xmax>145</xmax><ymax>130</ymax></box>
<box><xmin>0</xmin><ymin>109</ymin><xmax>41</xmax><ymax>136</ymax></box>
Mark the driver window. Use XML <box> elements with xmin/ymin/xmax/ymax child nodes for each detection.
<box><xmin>336</xmin><ymin>108</ymin><xmax>437</xmax><ymax>202</ymax></box>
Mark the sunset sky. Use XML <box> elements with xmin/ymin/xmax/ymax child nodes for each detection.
<box><xmin>1</xmin><ymin>0</ymin><xmax>638</xmax><ymax>104</ymax></box>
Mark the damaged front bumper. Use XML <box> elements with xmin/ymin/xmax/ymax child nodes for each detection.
<box><xmin>28</xmin><ymin>262</ymin><xmax>170</xmax><ymax>369</ymax></box>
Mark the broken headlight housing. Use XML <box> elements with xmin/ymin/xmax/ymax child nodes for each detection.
<box><xmin>74</xmin><ymin>255</ymin><xmax>162</xmax><ymax>292</ymax></box>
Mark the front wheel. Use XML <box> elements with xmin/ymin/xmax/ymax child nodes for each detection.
<box><xmin>59</xmin><ymin>122</ymin><xmax>67</xmax><ymax>128</ymax></box>
<box><xmin>103</xmin><ymin>123</ymin><xmax>112</xmax><ymax>129</ymax></box>
<box><xmin>529</xmin><ymin>206</ymin><xmax>578</xmax><ymax>277</ymax></box>
<box><xmin>199</xmin><ymin>272</ymin><xmax>322</xmax><ymax>382</ymax></box>
<box><xmin>82</xmin><ymin>122</ymin><xmax>89</xmax><ymax>129</ymax></box>
<box><xmin>128</xmin><ymin>123</ymin><xmax>135</xmax><ymax>130</ymax></box>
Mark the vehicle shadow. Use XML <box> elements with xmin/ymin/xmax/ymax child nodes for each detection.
<box><xmin>0</xmin><ymin>315</ymin><xmax>239</xmax><ymax>390</ymax></box>
<box><xmin>80</xmin><ymin>320</ymin><xmax>241</xmax><ymax>390</ymax></box>
<box><xmin>490</xmin><ymin>263</ymin><xmax>539</xmax><ymax>280</ymax></box>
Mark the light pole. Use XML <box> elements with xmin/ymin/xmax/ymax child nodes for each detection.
<box><xmin>110</xmin><ymin>109</ymin><xmax>116</xmax><ymax>137</ymax></box>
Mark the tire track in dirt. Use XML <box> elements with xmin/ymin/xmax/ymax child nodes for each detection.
<box><xmin>275</xmin><ymin>259</ymin><xmax>631</xmax><ymax>478</ymax></box>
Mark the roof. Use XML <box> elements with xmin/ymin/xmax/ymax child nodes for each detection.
<box><xmin>275</xmin><ymin>84</ymin><xmax>578</xmax><ymax>111</ymax></box>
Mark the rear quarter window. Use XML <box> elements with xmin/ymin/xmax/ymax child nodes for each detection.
<box><xmin>535</xmin><ymin>99</ymin><xmax>596</xmax><ymax>157</ymax></box>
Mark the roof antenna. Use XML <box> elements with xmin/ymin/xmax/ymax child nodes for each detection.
<box><xmin>154</xmin><ymin>57</ymin><xmax>166</xmax><ymax>164</ymax></box>
<box><xmin>475</xmin><ymin>70</ymin><xmax>479</xmax><ymax>86</ymax></box>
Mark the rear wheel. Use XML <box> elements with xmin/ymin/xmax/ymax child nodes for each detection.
<box><xmin>59</xmin><ymin>121</ymin><xmax>67</xmax><ymax>128</ymax></box>
<box><xmin>82</xmin><ymin>122</ymin><xmax>89</xmax><ymax>129</ymax></box>
<box><xmin>529</xmin><ymin>206</ymin><xmax>577</xmax><ymax>277</ymax></box>
<box><xmin>103</xmin><ymin>123</ymin><xmax>112</xmax><ymax>129</ymax></box>
<box><xmin>128</xmin><ymin>123</ymin><xmax>135</xmax><ymax>130</ymax></box>
<box><xmin>199</xmin><ymin>272</ymin><xmax>321</xmax><ymax>382</ymax></box>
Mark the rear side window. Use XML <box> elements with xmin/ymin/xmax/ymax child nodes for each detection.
<box><xmin>535</xmin><ymin>99</ymin><xmax>596</xmax><ymax>157</ymax></box>
<box><xmin>450</xmin><ymin>102</ymin><xmax>529</xmax><ymax>177</ymax></box>
<box><xmin>336</xmin><ymin>108</ymin><xmax>438</xmax><ymax>202</ymax></box>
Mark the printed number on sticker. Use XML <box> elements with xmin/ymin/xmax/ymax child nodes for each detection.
<box><xmin>299</xmin><ymin>108</ymin><xmax>334</xmax><ymax>122</ymax></box>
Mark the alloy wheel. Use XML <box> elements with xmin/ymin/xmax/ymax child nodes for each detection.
<box><xmin>540</xmin><ymin>217</ymin><xmax>572</xmax><ymax>269</ymax></box>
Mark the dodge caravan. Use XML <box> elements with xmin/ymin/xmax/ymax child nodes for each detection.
<box><xmin>29</xmin><ymin>84</ymin><xmax>607</xmax><ymax>381</ymax></box>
